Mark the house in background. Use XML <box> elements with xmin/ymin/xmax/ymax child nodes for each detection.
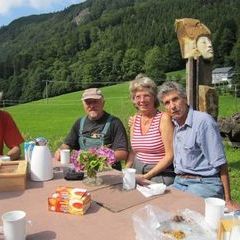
<box><xmin>212</xmin><ymin>67</ymin><xmax>234</xmax><ymax>87</ymax></box>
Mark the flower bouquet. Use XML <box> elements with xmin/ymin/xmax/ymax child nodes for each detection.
<box><xmin>70</xmin><ymin>146</ymin><xmax>116</xmax><ymax>185</ymax></box>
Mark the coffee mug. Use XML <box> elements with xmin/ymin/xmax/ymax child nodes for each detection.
<box><xmin>60</xmin><ymin>149</ymin><xmax>70</xmax><ymax>165</ymax></box>
<box><xmin>122</xmin><ymin>168</ymin><xmax>136</xmax><ymax>190</ymax></box>
<box><xmin>205</xmin><ymin>197</ymin><xmax>225</xmax><ymax>230</ymax></box>
<box><xmin>2</xmin><ymin>210</ymin><xmax>27</xmax><ymax>240</ymax></box>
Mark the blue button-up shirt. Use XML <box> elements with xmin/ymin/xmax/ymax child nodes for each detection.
<box><xmin>173</xmin><ymin>107</ymin><xmax>226</xmax><ymax>176</ymax></box>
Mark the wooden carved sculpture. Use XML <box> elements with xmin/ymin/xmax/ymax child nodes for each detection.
<box><xmin>175</xmin><ymin>18</ymin><xmax>213</xmax><ymax>61</ymax></box>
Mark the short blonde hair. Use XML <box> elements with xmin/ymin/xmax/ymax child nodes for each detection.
<box><xmin>129</xmin><ymin>74</ymin><xmax>159</xmax><ymax>108</ymax></box>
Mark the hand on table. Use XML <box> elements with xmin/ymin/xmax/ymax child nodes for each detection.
<box><xmin>54</xmin><ymin>144</ymin><xmax>70</xmax><ymax>161</ymax></box>
<box><xmin>226</xmin><ymin>199</ymin><xmax>240</xmax><ymax>212</ymax></box>
<box><xmin>136</xmin><ymin>174</ymin><xmax>151</xmax><ymax>186</ymax></box>
<box><xmin>54</xmin><ymin>149</ymin><xmax>61</xmax><ymax>161</ymax></box>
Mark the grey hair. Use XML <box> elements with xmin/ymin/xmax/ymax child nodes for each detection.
<box><xmin>129</xmin><ymin>73</ymin><xmax>159</xmax><ymax>108</ymax></box>
<box><xmin>158</xmin><ymin>81</ymin><xmax>186</xmax><ymax>102</ymax></box>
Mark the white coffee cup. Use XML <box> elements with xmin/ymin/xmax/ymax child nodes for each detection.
<box><xmin>2</xmin><ymin>210</ymin><xmax>26</xmax><ymax>240</ymax></box>
<box><xmin>205</xmin><ymin>197</ymin><xmax>225</xmax><ymax>230</ymax></box>
<box><xmin>122</xmin><ymin>168</ymin><xmax>136</xmax><ymax>190</ymax></box>
<box><xmin>60</xmin><ymin>149</ymin><xmax>70</xmax><ymax>165</ymax></box>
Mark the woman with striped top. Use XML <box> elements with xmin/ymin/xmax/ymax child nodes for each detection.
<box><xmin>126</xmin><ymin>74</ymin><xmax>175</xmax><ymax>185</ymax></box>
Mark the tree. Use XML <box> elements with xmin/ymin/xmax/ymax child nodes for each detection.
<box><xmin>82</xmin><ymin>63</ymin><xmax>98</xmax><ymax>88</ymax></box>
<box><xmin>6</xmin><ymin>75</ymin><xmax>24</xmax><ymax>101</ymax></box>
<box><xmin>144</xmin><ymin>46</ymin><xmax>167</xmax><ymax>84</ymax></box>
<box><xmin>165</xmin><ymin>40</ymin><xmax>184</xmax><ymax>72</ymax></box>
<box><xmin>214</xmin><ymin>19</ymin><xmax>237</xmax><ymax>66</ymax></box>
<box><xmin>231</xmin><ymin>39</ymin><xmax>240</xmax><ymax>97</ymax></box>
<box><xmin>112</xmin><ymin>50</ymin><xmax>124</xmax><ymax>82</ymax></box>
<box><xmin>20</xmin><ymin>65</ymin><xmax>46</xmax><ymax>101</ymax></box>
<box><xmin>97</xmin><ymin>49</ymin><xmax>113</xmax><ymax>84</ymax></box>
<box><xmin>121</xmin><ymin>48</ymin><xmax>143</xmax><ymax>81</ymax></box>
<box><xmin>0</xmin><ymin>0</ymin><xmax>240</xmax><ymax>104</ymax></box>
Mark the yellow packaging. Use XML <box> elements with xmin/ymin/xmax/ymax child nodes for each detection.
<box><xmin>55</xmin><ymin>186</ymin><xmax>90</xmax><ymax>200</ymax></box>
<box><xmin>48</xmin><ymin>186</ymin><xmax>91</xmax><ymax>215</ymax></box>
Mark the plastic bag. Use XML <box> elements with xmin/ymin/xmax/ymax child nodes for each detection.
<box><xmin>132</xmin><ymin>205</ymin><xmax>216</xmax><ymax>240</ymax></box>
<box><xmin>132</xmin><ymin>205</ymin><xmax>170</xmax><ymax>240</ymax></box>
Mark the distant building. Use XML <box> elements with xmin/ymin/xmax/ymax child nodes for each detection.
<box><xmin>212</xmin><ymin>67</ymin><xmax>234</xmax><ymax>87</ymax></box>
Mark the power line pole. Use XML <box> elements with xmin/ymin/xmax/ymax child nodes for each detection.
<box><xmin>42</xmin><ymin>80</ymin><xmax>50</xmax><ymax>103</ymax></box>
<box><xmin>45</xmin><ymin>80</ymin><xmax>48</xmax><ymax>103</ymax></box>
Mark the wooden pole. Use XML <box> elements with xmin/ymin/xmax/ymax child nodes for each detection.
<box><xmin>186</xmin><ymin>58</ymin><xmax>198</xmax><ymax>110</ymax></box>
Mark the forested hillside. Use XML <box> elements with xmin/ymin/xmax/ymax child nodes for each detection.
<box><xmin>0</xmin><ymin>0</ymin><xmax>240</xmax><ymax>104</ymax></box>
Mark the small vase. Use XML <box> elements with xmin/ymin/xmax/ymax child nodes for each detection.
<box><xmin>83</xmin><ymin>169</ymin><xmax>103</xmax><ymax>186</ymax></box>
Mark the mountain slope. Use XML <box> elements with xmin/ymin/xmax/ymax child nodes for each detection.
<box><xmin>0</xmin><ymin>0</ymin><xmax>240</xmax><ymax>104</ymax></box>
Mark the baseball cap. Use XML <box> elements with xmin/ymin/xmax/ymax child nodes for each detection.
<box><xmin>81</xmin><ymin>88</ymin><xmax>103</xmax><ymax>100</ymax></box>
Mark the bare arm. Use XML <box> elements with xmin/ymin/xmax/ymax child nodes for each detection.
<box><xmin>220</xmin><ymin>163</ymin><xmax>240</xmax><ymax>211</ymax></box>
<box><xmin>54</xmin><ymin>144</ymin><xmax>70</xmax><ymax>161</ymax></box>
<box><xmin>114</xmin><ymin>149</ymin><xmax>128</xmax><ymax>162</ymax></box>
<box><xmin>143</xmin><ymin>112</ymin><xmax>174</xmax><ymax>180</ymax></box>
<box><xmin>125</xmin><ymin>150</ymin><xmax>135</xmax><ymax>168</ymax></box>
<box><xmin>7</xmin><ymin>146</ymin><xmax>21</xmax><ymax>160</ymax></box>
<box><xmin>125</xmin><ymin>116</ymin><xmax>136</xmax><ymax>168</ymax></box>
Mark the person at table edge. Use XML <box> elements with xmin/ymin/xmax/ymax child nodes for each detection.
<box><xmin>54</xmin><ymin>88</ymin><xmax>128</xmax><ymax>170</ymax></box>
<box><xmin>158</xmin><ymin>81</ymin><xmax>240</xmax><ymax>211</ymax></box>
<box><xmin>0</xmin><ymin>92</ymin><xmax>24</xmax><ymax>160</ymax></box>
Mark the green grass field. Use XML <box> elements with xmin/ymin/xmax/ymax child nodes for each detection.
<box><xmin>3</xmin><ymin>82</ymin><xmax>240</xmax><ymax>202</ymax></box>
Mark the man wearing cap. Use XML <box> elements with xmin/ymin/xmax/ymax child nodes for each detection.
<box><xmin>0</xmin><ymin>92</ymin><xmax>24</xmax><ymax>160</ymax></box>
<box><xmin>55</xmin><ymin>88</ymin><xmax>128</xmax><ymax>170</ymax></box>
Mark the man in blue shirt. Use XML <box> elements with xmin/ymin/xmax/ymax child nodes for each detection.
<box><xmin>158</xmin><ymin>81</ymin><xmax>239</xmax><ymax>211</ymax></box>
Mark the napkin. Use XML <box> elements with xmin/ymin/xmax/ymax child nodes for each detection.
<box><xmin>136</xmin><ymin>183</ymin><xmax>166</xmax><ymax>198</ymax></box>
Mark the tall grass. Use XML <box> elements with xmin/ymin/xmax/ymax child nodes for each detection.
<box><xmin>219</xmin><ymin>94</ymin><xmax>240</xmax><ymax>117</ymax></box>
<box><xmin>224</xmin><ymin>145</ymin><xmax>240</xmax><ymax>202</ymax></box>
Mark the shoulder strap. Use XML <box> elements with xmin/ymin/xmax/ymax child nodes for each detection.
<box><xmin>101</xmin><ymin>115</ymin><xmax>112</xmax><ymax>135</ymax></box>
<box><xmin>79</xmin><ymin>117</ymin><xmax>86</xmax><ymax>135</ymax></box>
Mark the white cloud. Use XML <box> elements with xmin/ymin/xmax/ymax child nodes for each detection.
<box><xmin>0</xmin><ymin>0</ymin><xmax>84</xmax><ymax>15</ymax></box>
<box><xmin>27</xmin><ymin>0</ymin><xmax>85</xmax><ymax>11</ymax></box>
<box><xmin>28</xmin><ymin>0</ymin><xmax>59</xmax><ymax>10</ymax></box>
<box><xmin>0</xmin><ymin>0</ymin><xmax>23</xmax><ymax>14</ymax></box>
<box><xmin>69</xmin><ymin>0</ymin><xmax>83</xmax><ymax>4</ymax></box>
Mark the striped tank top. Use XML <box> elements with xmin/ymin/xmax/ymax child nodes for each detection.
<box><xmin>131</xmin><ymin>112</ymin><xmax>165</xmax><ymax>164</ymax></box>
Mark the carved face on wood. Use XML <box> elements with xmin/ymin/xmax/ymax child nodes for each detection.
<box><xmin>175</xmin><ymin>18</ymin><xmax>213</xmax><ymax>60</ymax></box>
<box><xmin>196</xmin><ymin>36</ymin><xmax>213</xmax><ymax>60</ymax></box>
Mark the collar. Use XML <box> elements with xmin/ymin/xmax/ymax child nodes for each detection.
<box><xmin>185</xmin><ymin>107</ymin><xmax>193</xmax><ymax>127</ymax></box>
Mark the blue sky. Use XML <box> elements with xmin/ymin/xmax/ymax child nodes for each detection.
<box><xmin>0</xmin><ymin>0</ymin><xmax>86</xmax><ymax>27</ymax></box>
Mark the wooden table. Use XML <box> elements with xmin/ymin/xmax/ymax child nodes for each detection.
<box><xmin>0</xmin><ymin>166</ymin><xmax>204</xmax><ymax>240</ymax></box>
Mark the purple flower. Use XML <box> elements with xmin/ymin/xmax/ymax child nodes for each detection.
<box><xmin>70</xmin><ymin>150</ymin><xmax>84</xmax><ymax>172</ymax></box>
<box><xmin>70</xmin><ymin>147</ymin><xmax>117</xmax><ymax>173</ymax></box>
<box><xmin>96</xmin><ymin>147</ymin><xmax>115</xmax><ymax>165</ymax></box>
